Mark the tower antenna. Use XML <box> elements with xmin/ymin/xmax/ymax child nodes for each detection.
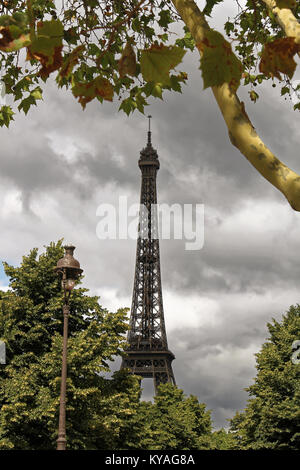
<box><xmin>147</xmin><ymin>115</ymin><xmax>152</xmax><ymax>144</ymax></box>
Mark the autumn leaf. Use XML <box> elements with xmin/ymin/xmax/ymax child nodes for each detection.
<box><xmin>140</xmin><ymin>43</ymin><xmax>186</xmax><ymax>86</ymax></box>
<box><xmin>197</xmin><ymin>30</ymin><xmax>243</xmax><ymax>92</ymax></box>
<box><xmin>72</xmin><ymin>76</ymin><xmax>114</xmax><ymax>109</ymax></box>
<box><xmin>0</xmin><ymin>27</ymin><xmax>30</xmax><ymax>52</ymax></box>
<box><xmin>38</xmin><ymin>47</ymin><xmax>63</xmax><ymax>79</ymax></box>
<box><xmin>27</xmin><ymin>20</ymin><xmax>64</xmax><ymax>79</ymax></box>
<box><xmin>58</xmin><ymin>45</ymin><xmax>85</xmax><ymax>81</ymax></box>
<box><xmin>0</xmin><ymin>13</ymin><xmax>30</xmax><ymax>52</ymax></box>
<box><xmin>118</xmin><ymin>41</ymin><xmax>137</xmax><ymax>78</ymax></box>
<box><xmin>259</xmin><ymin>37</ymin><xmax>300</xmax><ymax>80</ymax></box>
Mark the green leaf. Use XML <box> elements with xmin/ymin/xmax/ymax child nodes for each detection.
<box><xmin>175</xmin><ymin>30</ymin><xmax>195</xmax><ymax>51</ymax></box>
<box><xmin>198</xmin><ymin>30</ymin><xmax>243</xmax><ymax>92</ymax></box>
<box><xmin>169</xmin><ymin>75</ymin><xmax>182</xmax><ymax>93</ymax></box>
<box><xmin>281</xmin><ymin>86</ymin><xmax>289</xmax><ymax>96</ymax></box>
<box><xmin>29</xmin><ymin>20</ymin><xmax>63</xmax><ymax>59</ymax></box>
<box><xmin>203</xmin><ymin>0</ymin><xmax>224</xmax><ymax>17</ymax></box>
<box><xmin>140</xmin><ymin>44</ymin><xmax>186</xmax><ymax>86</ymax></box>
<box><xmin>119</xmin><ymin>97</ymin><xmax>133</xmax><ymax>116</ymax></box>
<box><xmin>18</xmin><ymin>95</ymin><xmax>36</xmax><ymax>115</ymax></box>
<box><xmin>132</xmin><ymin>17</ymin><xmax>141</xmax><ymax>33</ymax></box>
<box><xmin>249</xmin><ymin>90</ymin><xmax>259</xmax><ymax>102</ymax></box>
<box><xmin>31</xmin><ymin>87</ymin><xmax>43</xmax><ymax>100</ymax></box>
<box><xmin>158</xmin><ymin>10</ymin><xmax>173</xmax><ymax>28</ymax></box>
<box><xmin>0</xmin><ymin>105</ymin><xmax>14</xmax><ymax>127</ymax></box>
<box><xmin>224</xmin><ymin>21</ymin><xmax>235</xmax><ymax>35</ymax></box>
<box><xmin>135</xmin><ymin>91</ymin><xmax>148</xmax><ymax>113</ymax></box>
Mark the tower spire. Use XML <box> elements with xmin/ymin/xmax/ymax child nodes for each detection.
<box><xmin>121</xmin><ymin>121</ymin><xmax>176</xmax><ymax>392</ymax></box>
<box><xmin>147</xmin><ymin>115</ymin><xmax>152</xmax><ymax>145</ymax></box>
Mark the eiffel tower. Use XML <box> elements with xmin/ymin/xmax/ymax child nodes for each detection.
<box><xmin>121</xmin><ymin>116</ymin><xmax>176</xmax><ymax>392</ymax></box>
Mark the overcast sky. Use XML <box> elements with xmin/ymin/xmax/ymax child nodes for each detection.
<box><xmin>1</xmin><ymin>1</ymin><xmax>300</xmax><ymax>429</ymax></box>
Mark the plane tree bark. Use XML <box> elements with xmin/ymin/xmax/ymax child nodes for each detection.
<box><xmin>171</xmin><ymin>0</ymin><xmax>300</xmax><ymax>211</ymax></box>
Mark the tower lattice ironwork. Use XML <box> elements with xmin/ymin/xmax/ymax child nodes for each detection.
<box><xmin>121</xmin><ymin>116</ymin><xmax>176</xmax><ymax>391</ymax></box>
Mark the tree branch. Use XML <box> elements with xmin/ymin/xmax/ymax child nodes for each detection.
<box><xmin>261</xmin><ymin>0</ymin><xmax>300</xmax><ymax>45</ymax></box>
<box><xmin>171</xmin><ymin>0</ymin><xmax>300</xmax><ymax>211</ymax></box>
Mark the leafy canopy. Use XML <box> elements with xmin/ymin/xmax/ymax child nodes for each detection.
<box><xmin>126</xmin><ymin>382</ymin><xmax>214</xmax><ymax>450</ymax></box>
<box><xmin>230</xmin><ymin>304</ymin><xmax>300</xmax><ymax>450</ymax></box>
<box><xmin>0</xmin><ymin>1</ymin><xmax>299</xmax><ymax>126</ymax></box>
<box><xmin>0</xmin><ymin>241</ymin><xmax>141</xmax><ymax>450</ymax></box>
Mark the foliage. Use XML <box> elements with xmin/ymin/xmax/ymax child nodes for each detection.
<box><xmin>209</xmin><ymin>428</ymin><xmax>236</xmax><ymax>450</ymax></box>
<box><xmin>0</xmin><ymin>1</ymin><xmax>299</xmax><ymax>126</ymax></box>
<box><xmin>230</xmin><ymin>304</ymin><xmax>300</xmax><ymax>450</ymax></box>
<box><xmin>225</xmin><ymin>0</ymin><xmax>300</xmax><ymax>108</ymax></box>
<box><xmin>0</xmin><ymin>0</ymin><xmax>189</xmax><ymax>126</ymax></box>
<box><xmin>0</xmin><ymin>241</ymin><xmax>141</xmax><ymax>450</ymax></box>
<box><xmin>125</xmin><ymin>383</ymin><xmax>213</xmax><ymax>450</ymax></box>
<box><xmin>197</xmin><ymin>29</ymin><xmax>243</xmax><ymax>92</ymax></box>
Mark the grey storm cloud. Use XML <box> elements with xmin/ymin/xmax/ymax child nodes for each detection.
<box><xmin>1</xmin><ymin>2</ymin><xmax>300</xmax><ymax>429</ymax></box>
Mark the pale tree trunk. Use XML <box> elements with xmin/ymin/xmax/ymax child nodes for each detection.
<box><xmin>261</xmin><ymin>0</ymin><xmax>300</xmax><ymax>46</ymax></box>
<box><xmin>171</xmin><ymin>0</ymin><xmax>300</xmax><ymax>211</ymax></box>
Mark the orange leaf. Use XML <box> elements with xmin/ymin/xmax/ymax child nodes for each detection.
<box><xmin>259</xmin><ymin>37</ymin><xmax>300</xmax><ymax>80</ymax></box>
<box><xmin>72</xmin><ymin>76</ymin><xmax>114</xmax><ymax>109</ymax></box>
<box><xmin>28</xmin><ymin>46</ymin><xmax>63</xmax><ymax>79</ymax></box>
<box><xmin>59</xmin><ymin>45</ymin><xmax>85</xmax><ymax>80</ymax></box>
<box><xmin>118</xmin><ymin>41</ymin><xmax>137</xmax><ymax>78</ymax></box>
<box><xmin>0</xmin><ymin>26</ymin><xmax>30</xmax><ymax>52</ymax></box>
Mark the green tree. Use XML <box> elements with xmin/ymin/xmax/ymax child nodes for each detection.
<box><xmin>1</xmin><ymin>1</ymin><xmax>300</xmax><ymax>210</ymax></box>
<box><xmin>126</xmin><ymin>382</ymin><xmax>213</xmax><ymax>450</ymax></box>
<box><xmin>0</xmin><ymin>241</ymin><xmax>141</xmax><ymax>450</ymax></box>
<box><xmin>230</xmin><ymin>304</ymin><xmax>300</xmax><ymax>450</ymax></box>
<box><xmin>209</xmin><ymin>428</ymin><xmax>236</xmax><ymax>450</ymax></box>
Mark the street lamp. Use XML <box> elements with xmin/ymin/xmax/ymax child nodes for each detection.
<box><xmin>54</xmin><ymin>245</ymin><xmax>83</xmax><ymax>451</ymax></box>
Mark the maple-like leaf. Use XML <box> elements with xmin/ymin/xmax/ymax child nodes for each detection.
<box><xmin>72</xmin><ymin>76</ymin><xmax>114</xmax><ymax>109</ymax></box>
<box><xmin>0</xmin><ymin>105</ymin><xmax>14</xmax><ymax>127</ymax></box>
<box><xmin>259</xmin><ymin>37</ymin><xmax>300</xmax><ymax>80</ymax></box>
<box><xmin>198</xmin><ymin>30</ymin><xmax>243</xmax><ymax>92</ymax></box>
<box><xmin>118</xmin><ymin>41</ymin><xmax>137</xmax><ymax>78</ymax></box>
<box><xmin>59</xmin><ymin>45</ymin><xmax>85</xmax><ymax>81</ymax></box>
<box><xmin>27</xmin><ymin>20</ymin><xmax>64</xmax><ymax>78</ymax></box>
<box><xmin>140</xmin><ymin>43</ymin><xmax>186</xmax><ymax>86</ymax></box>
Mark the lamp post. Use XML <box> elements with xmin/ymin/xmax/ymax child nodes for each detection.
<box><xmin>54</xmin><ymin>245</ymin><xmax>83</xmax><ymax>451</ymax></box>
